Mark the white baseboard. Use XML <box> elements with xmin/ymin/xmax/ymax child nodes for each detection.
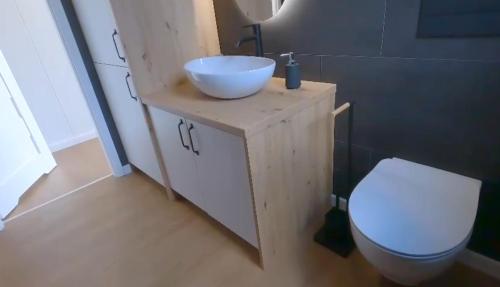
<box><xmin>330</xmin><ymin>194</ymin><xmax>348</xmax><ymax>211</ymax></box>
<box><xmin>459</xmin><ymin>249</ymin><xmax>500</xmax><ymax>280</ymax></box>
<box><xmin>112</xmin><ymin>164</ymin><xmax>133</xmax><ymax>177</ymax></box>
<box><xmin>49</xmin><ymin>130</ymin><xmax>97</xmax><ymax>152</ymax></box>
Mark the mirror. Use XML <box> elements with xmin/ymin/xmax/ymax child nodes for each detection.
<box><xmin>235</xmin><ymin>0</ymin><xmax>285</xmax><ymax>22</ymax></box>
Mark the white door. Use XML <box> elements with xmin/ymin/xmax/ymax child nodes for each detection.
<box><xmin>188</xmin><ymin>120</ymin><xmax>258</xmax><ymax>247</ymax></box>
<box><xmin>0</xmin><ymin>51</ymin><xmax>56</xmax><ymax>219</ymax></box>
<box><xmin>149</xmin><ymin>108</ymin><xmax>202</xmax><ymax>207</ymax></box>
<box><xmin>72</xmin><ymin>0</ymin><xmax>127</xmax><ymax>67</ymax></box>
<box><xmin>95</xmin><ymin>63</ymin><xmax>163</xmax><ymax>185</ymax></box>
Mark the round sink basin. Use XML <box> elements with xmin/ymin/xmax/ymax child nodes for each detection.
<box><xmin>184</xmin><ymin>56</ymin><xmax>276</xmax><ymax>99</ymax></box>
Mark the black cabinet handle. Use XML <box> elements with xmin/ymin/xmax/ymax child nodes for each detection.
<box><xmin>125</xmin><ymin>72</ymin><xmax>137</xmax><ymax>101</ymax></box>
<box><xmin>112</xmin><ymin>29</ymin><xmax>126</xmax><ymax>63</ymax></box>
<box><xmin>177</xmin><ymin>120</ymin><xmax>190</xmax><ymax>150</ymax></box>
<box><xmin>187</xmin><ymin>124</ymin><xmax>199</xmax><ymax>156</ymax></box>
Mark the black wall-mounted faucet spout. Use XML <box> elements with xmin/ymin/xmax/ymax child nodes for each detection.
<box><xmin>235</xmin><ymin>24</ymin><xmax>264</xmax><ymax>57</ymax></box>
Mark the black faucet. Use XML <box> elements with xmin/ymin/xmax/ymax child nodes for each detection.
<box><xmin>235</xmin><ymin>24</ymin><xmax>264</xmax><ymax>57</ymax></box>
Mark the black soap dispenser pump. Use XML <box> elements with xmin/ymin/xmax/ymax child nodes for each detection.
<box><xmin>280</xmin><ymin>52</ymin><xmax>301</xmax><ymax>89</ymax></box>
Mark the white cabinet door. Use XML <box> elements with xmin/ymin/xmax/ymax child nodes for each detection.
<box><xmin>72</xmin><ymin>0</ymin><xmax>127</xmax><ymax>67</ymax></box>
<box><xmin>149</xmin><ymin>108</ymin><xmax>202</xmax><ymax>207</ymax></box>
<box><xmin>94</xmin><ymin>63</ymin><xmax>163</xmax><ymax>185</ymax></box>
<box><xmin>188</xmin><ymin>120</ymin><xmax>258</xmax><ymax>247</ymax></box>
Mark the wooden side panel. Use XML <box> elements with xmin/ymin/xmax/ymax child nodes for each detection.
<box><xmin>108</xmin><ymin>0</ymin><xmax>220</xmax><ymax>96</ymax></box>
<box><xmin>246</xmin><ymin>92</ymin><xmax>334</xmax><ymax>285</ymax></box>
<box><xmin>142</xmin><ymin>104</ymin><xmax>177</xmax><ymax>200</ymax></box>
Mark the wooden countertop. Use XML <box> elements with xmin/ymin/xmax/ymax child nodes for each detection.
<box><xmin>142</xmin><ymin>78</ymin><xmax>336</xmax><ymax>137</ymax></box>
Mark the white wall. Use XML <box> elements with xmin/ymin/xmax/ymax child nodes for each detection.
<box><xmin>235</xmin><ymin>0</ymin><xmax>273</xmax><ymax>21</ymax></box>
<box><xmin>0</xmin><ymin>0</ymin><xmax>96</xmax><ymax>152</ymax></box>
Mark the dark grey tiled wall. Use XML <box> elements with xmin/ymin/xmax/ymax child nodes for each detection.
<box><xmin>382</xmin><ymin>0</ymin><xmax>500</xmax><ymax>61</ymax></box>
<box><xmin>214</xmin><ymin>0</ymin><xmax>500</xmax><ymax>182</ymax></box>
<box><xmin>215</xmin><ymin>0</ymin><xmax>386</xmax><ymax>57</ymax></box>
<box><xmin>322</xmin><ymin>56</ymin><xmax>500</xmax><ymax>181</ymax></box>
<box><xmin>213</xmin><ymin>0</ymin><xmax>500</xmax><ymax>258</ymax></box>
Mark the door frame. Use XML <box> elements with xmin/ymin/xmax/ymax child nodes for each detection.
<box><xmin>47</xmin><ymin>0</ymin><xmax>131</xmax><ymax>177</ymax></box>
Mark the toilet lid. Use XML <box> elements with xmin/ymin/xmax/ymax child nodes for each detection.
<box><xmin>349</xmin><ymin>158</ymin><xmax>481</xmax><ymax>257</ymax></box>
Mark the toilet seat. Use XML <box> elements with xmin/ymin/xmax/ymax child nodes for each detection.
<box><xmin>350</xmin><ymin>216</ymin><xmax>472</xmax><ymax>260</ymax></box>
<box><xmin>349</xmin><ymin>158</ymin><xmax>481</xmax><ymax>258</ymax></box>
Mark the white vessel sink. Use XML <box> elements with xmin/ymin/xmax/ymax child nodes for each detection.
<box><xmin>184</xmin><ymin>56</ymin><xmax>276</xmax><ymax>99</ymax></box>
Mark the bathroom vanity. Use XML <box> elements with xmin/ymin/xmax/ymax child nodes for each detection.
<box><xmin>142</xmin><ymin>78</ymin><xmax>336</xmax><ymax>268</ymax></box>
<box><xmin>78</xmin><ymin>0</ymin><xmax>336</xmax><ymax>272</ymax></box>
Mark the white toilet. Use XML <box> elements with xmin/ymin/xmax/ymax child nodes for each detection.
<box><xmin>348</xmin><ymin>158</ymin><xmax>481</xmax><ymax>286</ymax></box>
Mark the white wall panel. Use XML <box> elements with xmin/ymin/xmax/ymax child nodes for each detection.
<box><xmin>0</xmin><ymin>0</ymin><xmax>96</xmax><ymax>151</ymax></box>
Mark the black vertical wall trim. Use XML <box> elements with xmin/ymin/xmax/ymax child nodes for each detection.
<box><xmin>58</xmin><ymin>0</ymin><xmax>128</xmax><ymax>165</ymax></box>
<box><xmin>379</xmin><ymin>0</ymin><xmax>388</xmax><ymax>56</ymax></box>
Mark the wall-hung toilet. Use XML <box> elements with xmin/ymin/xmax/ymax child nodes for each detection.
<box><xmin>349</xmin><ymin>158</ymin><xmax>481</xmax><ymax>286</ymax></box>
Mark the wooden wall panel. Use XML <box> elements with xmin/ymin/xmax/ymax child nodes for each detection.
<box><xmin>109</xmin><ymin>0</ymin><xmax>220</xmax><ymax>96</ymax></box>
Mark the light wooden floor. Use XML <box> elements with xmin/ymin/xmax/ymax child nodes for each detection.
<box><xmin>7</xmin><ymin>138</ymin><xmax>111</xmax><ymax>219</ymax></box>
<box><xmin>1</xmin><ymin>145</ymin><xmax>499</xmax><ymax>286</ymax></box>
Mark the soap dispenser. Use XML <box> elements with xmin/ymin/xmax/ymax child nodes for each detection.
<box><xmin>280</xmin><ymin>52</ymin><xmax>301</xmax><ymax>89</ymax></box>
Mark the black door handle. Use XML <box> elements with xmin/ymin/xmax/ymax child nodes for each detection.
<box><xmin>187</xmin><ymin>124</ymin><xmax>200</xmax><ymax>156</ymax></box>
<box><xmin>177</xmin><ymin>120</ymin><xmax>190</xmax><ymax>150</ymax></box>
<box><xmin>112</xmin><ymin>29</ymin><xmax>126</xmax><ymax>63</ymax></box>
<box><xmin>125</xmin><ymin>72</ymin><xmax>137</xmax><ymax>101</ymax></box>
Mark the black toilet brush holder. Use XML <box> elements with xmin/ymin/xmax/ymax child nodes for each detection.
<box><xmin>314</xmin><ymin>102</ymin><xmax>355</xmax><ymax>258</ymax></box>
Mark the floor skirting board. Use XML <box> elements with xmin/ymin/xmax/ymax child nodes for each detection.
<box><xmin>48</xmin><ymin>130</ymin><xmax>97</xmax><ymax>152</ymax></box>
<box><xmin>459</xmin><ymin>249</ymin><xmax>500</xmax><ymax>280</ymax></box>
